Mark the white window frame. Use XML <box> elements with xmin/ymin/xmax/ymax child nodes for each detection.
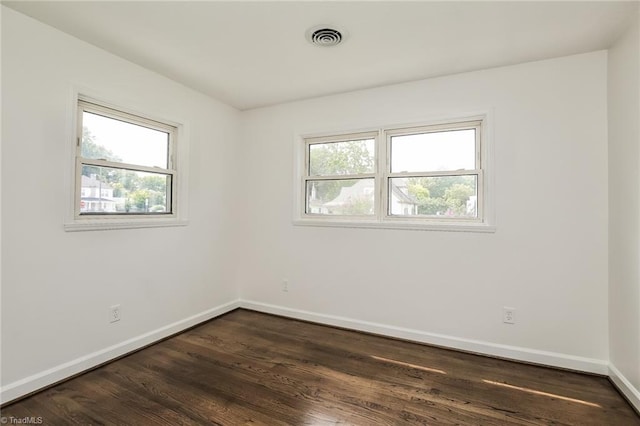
<box><xmin>65</xmin><ymin>94</ymin><xmax>188</xmax><ymax>232</ymax></box>
<box><xmin>303</xmin><ymin>131</ymin><xmax>379</xmax><ymax>218</ymax></box>
<box><xmin>384</xmin><ymin>120</ymin><xmax>484</xmax><ymax>224</ymax></box>
<box><xmin>294</xmin><ymin>114</ymin><xmax>495</xmax><ymax>232</ymax></box>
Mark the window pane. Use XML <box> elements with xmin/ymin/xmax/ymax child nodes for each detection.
<box><xmin>390</xmin><ymin>129</ymin><xmax>475</xmax><ymax>173</ymax></box>
<box><xmin>80</xmin><ymin>165</ymin><xmax>171</xmax><ymax>214</ymax></box>
<box><xmin>389</xmin><ymin>176</ymin><xmax>477</xmax><ymax>218</ymax></box>
<box><xmin>306</xmin><ymin>179</ymin><xmax>375</xmax><ymax>215</ymax></box>
<box><xmin>82</xmin><ymin>112</ymin><xmax>170</xmax><ymax>168</ymax></box>
<box><xmin>309</xmin><ymin>139</ymin><xmax>375</xmax><ymax>176</ymax></box>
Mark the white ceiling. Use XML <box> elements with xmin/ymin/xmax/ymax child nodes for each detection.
<box><xmin>4</xmin><ymin>1</ymin><xmax>637</xmax><ymax>110</ymax></box>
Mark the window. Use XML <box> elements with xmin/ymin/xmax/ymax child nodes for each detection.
<box><xmin>298</xmin><ymin>117</ymin><xmax>492</xmax><ymax>231</ymax></box>
<box><xmin>304</xmin><ymin>132</ymin><xmax>377</xmax><ymax>216</ymax></box>
<box><xmin>386</xmin><ymin>121</ymin><xmax>481</xmax><ymax>220</ymax></box>
<box><xmin>71</xmin><ymin>98</ymin><xmax>179</xmax><ymax>227</ymax></box>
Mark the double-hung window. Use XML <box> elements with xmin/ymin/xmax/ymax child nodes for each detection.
<box><xmin>74</xmin><ymin>99</ymin><xmax>177</xmax><ymax>222</ymax></box>
<box><xmin>385</xmin><ymin>120</ymin><xmax>482</xmax><ymax>221</ymax></box>
<box><xmin>298</xmin><ymin>117</ymin><xmax>491</xmax><ymax>230</ymax></box>
<box><xmin>304</xmin><ymin>132</ymin><xmax>378</xmax><ymax>217</ymax></box>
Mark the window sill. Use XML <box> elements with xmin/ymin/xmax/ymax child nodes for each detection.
<box><xmin>293</xmin><ymin>218</ymin><xmax>496</xmax><ymax>233</ymax></box>
<box><xmin>64</xmin><ymin>218</ymin><xmax>189</xmax><ymax>232</ymax></box>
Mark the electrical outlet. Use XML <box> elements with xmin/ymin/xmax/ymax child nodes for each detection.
<box><xmin>110</xmin><ymin>304</ymin><xmax>121</xmax><ymax>323</ymax></box>
<box><xmin>282</xmin><ymin>279</ymin><xmax>289</xmax><ymax>292</ymax></box>
<box><xmin>503</xmin><ymin>307</ymin><xmax>515</xmax><ymax>324</ymax></box>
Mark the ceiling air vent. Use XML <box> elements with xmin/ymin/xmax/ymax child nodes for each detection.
<box><xmin>307</xmin><ymin>27</ymin><xmax>344</xmax><ymax>47</ymax></box>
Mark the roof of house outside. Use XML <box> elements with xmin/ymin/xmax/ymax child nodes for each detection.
<box><xmin>81</xmin><ymin>174</ymin><xmax>113</xmax><ymax>190</ymax></box>
<box><xmin>325</xmin><ymin>179</ymin><xmax>416</xmax><ymax>207</ymax></box>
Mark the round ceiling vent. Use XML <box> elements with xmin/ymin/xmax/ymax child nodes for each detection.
<box><xmin>307</xmin><ymin>27</ymin><xmax>344</xmax><ymax>47</ymax></box>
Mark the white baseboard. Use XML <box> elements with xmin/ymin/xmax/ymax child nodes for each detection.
<box><xmin>609</xmin><ymin>363</ymin><xmax>640</xmax><ymax>413</ymax></box>
<box><xmin>240</xmin><ymin>300</ymin><xmax>609</xmax><ymax>376</ymax></box>
<box><xmin>1</xmin><ymin>298</ymin><xmax>615</xmax><ymax>407</ymax></box>
<box><xmin>1</xmin><ymin>299</ymin><xmax>241</xmax><ymax>405</ymax></box>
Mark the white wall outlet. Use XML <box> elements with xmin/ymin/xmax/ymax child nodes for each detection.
<box><xmin>109</xmin><ymin>304</ymin><xmax>121</xmax><ymax>323</ymax></box>
<box><xmin>503</xmin><ymin>307</ymin><xmax>515</xmax><ymax>324</ymax></box>
<box><xmin>282</xmin><ymin>279</ymin><xmax>289</xmax><ymax>292</ymax></box>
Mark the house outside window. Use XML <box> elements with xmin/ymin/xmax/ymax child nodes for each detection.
<box><xmin>80</xmin><ymin>174</ymin><xmax>116</xmax><ymax>213</ymax></box>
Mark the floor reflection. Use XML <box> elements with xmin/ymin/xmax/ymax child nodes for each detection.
<box><xmin>370</xmin><ymin>355</ymin><xmax>447</xmax><ymax>375</ymax></box>
<box><xmin>482</xmin><ymin>379</ymin><xmax>602</xmax><ymax>408</ymax></box>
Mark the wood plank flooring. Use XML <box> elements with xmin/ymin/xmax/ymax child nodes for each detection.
<box><xmin>2</xmin><ymin>309</ymin><xmax>639</xmax><ymax>425</ymax></box>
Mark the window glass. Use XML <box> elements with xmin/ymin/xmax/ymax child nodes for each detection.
<box><xmin>389</xmin><ymin>176</ymin><xmax>477</xmax><ymax>218</ymax></box>
<box><xmin>82</xmin><ymin>111</ymin><xmax>169</xmax><ymax>168</ymax></box>
<box><xmin>79</xmin><ymin>165</ymin><xmax>171</xmax><ymax>214</ymax></box>
<box><xmin>390</xmin><ymin>129</ymin><xmax>475</xmax><ymax>173</ymax></box>
<box><xmin>309</xmin><ymin>139</ymin><xmax>375</xmax><ymax>176</ymax></box>
<box><xmin>306</xmin><ymin>178</ymin><xmax>375</xmax><ymax>215</ymax></box>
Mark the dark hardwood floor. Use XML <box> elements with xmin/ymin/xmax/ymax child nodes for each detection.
<box><xmin>2</xmin><ymin>309</ymin><xmax>639</xmax><ymax>425</ymax></box>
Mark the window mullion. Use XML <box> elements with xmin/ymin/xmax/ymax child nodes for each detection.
<box><xmin>305</xmin><ymin>173</ymin><xmax>376</xmax><ymax>181</ymax></box>
<box><xmin>387</xmin><ymin>170</ymin><xmax>480</xmax><ymax>179</ymax></box>
<box><xmin>305</xmin><ymin>131</ymin><xmax>378</xmax><ymax>145</ymax></box>
<box><xmin>385</xmin><ymin>120</ymin><xmax>482</xmax><ymax>137</ymax></box>
<box><xmin>79</xmin><ymin>99</ymin><xmax>176</xmax><ymax>134</ymax></box>
<box><xmin>79</xmin><ymin>158</ymin><xmax>174</xmax><ymax>175</ymax></box>
<box><xmin>381</xmin><ymin>130</ymin><xmax>391</xmax><ymax>219</ymax></box>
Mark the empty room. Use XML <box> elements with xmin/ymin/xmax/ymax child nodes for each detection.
<box><xmin>1</xmin><ymin>1</ymin><xmax>639</xmax><ymax>424</ymax></box>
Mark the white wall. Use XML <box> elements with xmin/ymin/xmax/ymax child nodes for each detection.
<box><xmin>239</xmin><ymin>51</ymin><xmax>610</xmax><ymax>370</ymax></box>
<box><xmin>608</xmin><ymin>8</ymin><xmax>640</xmax><ymax>407</ymax></box>
<box><xmin>1</xmin><ymin>7</ymin><xmax>240</xmax><ymax>402</ymax></box>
